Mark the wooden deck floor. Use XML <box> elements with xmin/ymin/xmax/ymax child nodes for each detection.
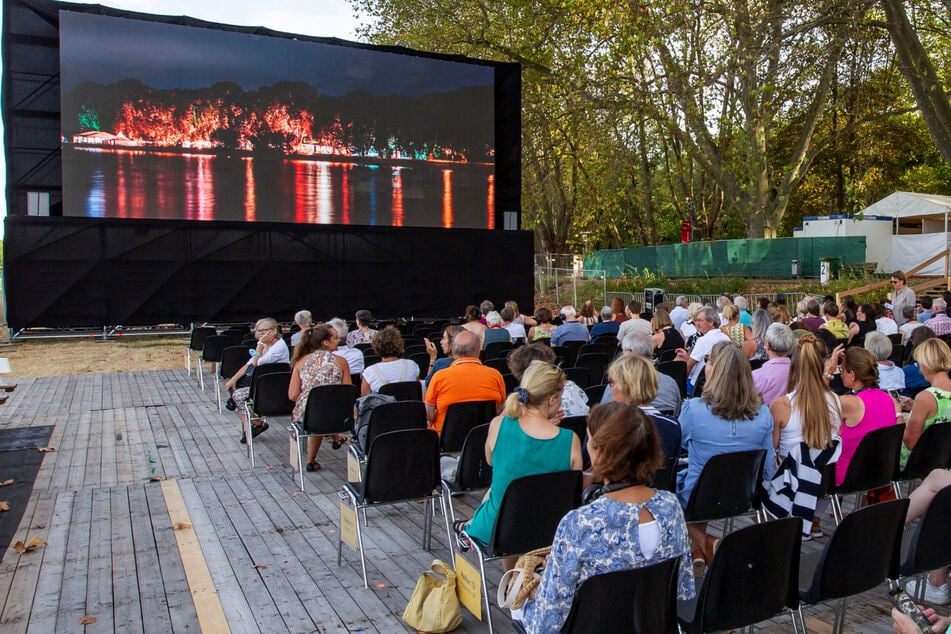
<box><xmin>0</xmin><ymin>368</ymin><xmax>918</xmax><ymax>632</ymax></box>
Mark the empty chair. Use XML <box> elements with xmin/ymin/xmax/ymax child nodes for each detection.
<box><xmin>290</xmin><ymin>384</ymin><xmax>359</xmax><ymax>491</ymax></box>
<box><xmin>441</xmin><ymin>423</ymin><xmax>492</xmax><ymax>525</ymax></box>
<box><xmin>337</xmin><ymin>429</ymin><xmax>452</xmax><ymax>588</ymax></box>
<box><xmin>683</xmin><ymin>449</ymin><xmax>766</xmax><ymax>532</ymax></box>
<box><xmin>797</xmin><ymin>498</ymin><xmax>909</xmax><ymax>633</ymax></box>
<box><xmin>554</xmin><ymin>340</ymin><xmax>585</xmax><ymax>367</ymax></box>
<box><xmin>440</xmin><ymin>400</ymin><xmax>496</xmax><ymax>454</ymax></box>
<box><xmin>829</xmin><ymin>424</ymin><xmax>905</xmax><ymax>523</ymax></box>
<box><xmin>378</xmin><ymin>380</ymin><xmax>423</xmax><ymax>402</ymax></box>
<box><xmin>559</xmin><ymin>558</ymin><xmax>681</xmax><ymax>634</ymax></box>
<box><xmin>197</xmin><ymin>335</ymin><xmax>231</xmax><ymax>392</ymax></box>
<box><xmin>678</xmin><ymin>517</ymin><xmax>801</xmax><ymax>633</ymax></box>
<box><xmin>899</xmin><ymin>482</ymin><xmax>951</xmax><ymax>602</ymax></box>
<box><xmin>186</xmin><ymin>326</ymin><xmax>217</xmax><ymax>376</ymax></box>
<box><xmin>462</xmin><ymin>470</ymin><xmax>583</xmax><ymax>634</ymax></box>
<box><xmin>244</xmin><ymin>370</ymin><xmax>293</xmax><ymax>466</ymax></box>
<box><xmin>217</xmin><ymin>346</ymin><xmax>250</xmax><ymax>413</ymax></box>
<box><xmin>574</xmin><ymin>353</ymin><xmax>607</xmax><ymax>386</ymax></box>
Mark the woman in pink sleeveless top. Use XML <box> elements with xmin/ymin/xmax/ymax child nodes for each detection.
<box><xmin>827</xmin><ymin>346</ymin><xmax>900</xmax><ymax>485</ymax></box>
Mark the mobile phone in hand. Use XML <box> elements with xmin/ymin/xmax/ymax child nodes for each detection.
<box><xmin>887</xmin><ymin>587</ymin><xmax>934</xmax><ymax>633</ymax></box>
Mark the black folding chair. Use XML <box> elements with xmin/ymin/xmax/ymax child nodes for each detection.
<box><xmin>217</xmin><ymin>345</ymin><xmax>250</xmax><ymax>413</ymax></box>
<box><xmin>656</xmin><ymin>361</ymin><xmax>688</xmax><ymax>399</ymax></box>
<box><xmin>348</xmin><ymin>400</ymin><xmax>427</xmax><ymax>474</ymax></box>
<box><xmin>290</xmin><ymin>384</ymin><xmax>358</xmax><ymax>491</ymax></box>
<box><xmin>186</xmin><ymin>326</ymin><xmax>217</xmax><ymax>376</ymax></box>
<box><xmin>484</xmin><ymin>341</ymin><xmax>513</xmax><ymax>361</ymax></box>
<box><xmin>337</xmin><ymin>429</ymin><xmax>451</xmax><ymax>588</ymax></box>
<box><xmin>563</xmin><ymin>367</ymin><xmax>591</xmax><ymax>390</ymax></box>
<box><xmin>244</xmin><ymin>369</ymin><xmax>293</xmax><ymax>466</ymax></box>
<box><xmin>560</xmin><ymin>558</ymin><xmax>681</xmax><ymax>633</ymax></box>
<box><xmin>797</xmin><ymin>498</ymin><xmax>909</xmax><ymax>633</ymax></box>
<box><xmin>502</xmin><ymin>372</ymin><xmax>519</xmax><ymax>394</ymax></box>
<box><xmin>584</xmin><ymin>383</ymin><xmax>608</xmax><ymax>406</ymax></box>
<box><xmin>463</xmin><ymin>470</ymin><xmax>582</xmax><ymax>633</ymax></box>
<box><xmin>441</xmin><ymin>423</ymin><xmax>492</xmax><ymax>525</ymax></box>
<box><xmin>558</xmin><ymin>415</ymin><xmax>588</xmax><ymax>445</ymax></box>
<box><xmin>829</xmin><ymin>424</ymin><xmax>905</xmax><ymax>524</ymax></box>
<box><xmin>899</xmin><ymin>483</ymin><xmax>951</xmax><ymax>603</ymax></box>
<box><xmin>197</xmin><ymin>335</ymin><xmax>231</xmax><ymax>392</ymax></box>
<box><xmin>574</xmin><ymin>353</ymin><xmax>607</xmax><ymax>386</ymax></box>
<box><xmin>484</xmin><ymin>358</ymin><xmax>510</xmax><ymax>374</ymax></box>
<box><xmin>378</xmin><ymin>380</ymin><xmax>423</xmax><ymax>402</ymax></box>
<box><xmin>897</xmin><ymin>423</ymin><xmax>951</xmax><ymax>490</ymax></box>
<box><xmin>683</xmin><ymin>449</ymin><xmax>767</xmax><ymax>533</ymax></box>
<box><xmin>678</xmin><ymin>517</ymin><xmax>801</xmax><ymax>633</ymax></box>
<box><xmin>409</xmin><ymin>352</ymin><xmax>431</xmax><ymax>379</ymax></box>
<box><xmin>439</xmin><ymin>400</ymin><xmax>496</xmax><ymax>454</ymax></box>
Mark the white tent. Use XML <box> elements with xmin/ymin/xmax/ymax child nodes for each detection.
<box><xmin>859</xmin><ymin>191</ymin><xmax>951</xmax><ymax>274</ymax></box>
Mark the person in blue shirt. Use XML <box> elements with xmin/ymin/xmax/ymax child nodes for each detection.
<box><xmin>550</xmin><ymin>306</ymin><xmax>590</xmax><ymax>346</ymax></box>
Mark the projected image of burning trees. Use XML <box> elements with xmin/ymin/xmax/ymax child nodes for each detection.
<box><xmin>59</xmin><ymin>12</ymin><xmax>499</xmax><ymax>228</ymax></box>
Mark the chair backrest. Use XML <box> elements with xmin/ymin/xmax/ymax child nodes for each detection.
<box><xmin>836</xmin><ymin>423</ymin><xmax>905</xmax><ymax>495</ymax></box>
<box><xmin>247</xmin><ymin>362</ymin><xmax>291</xmax><ymax>401</ymax></box>
<box><xmin>378</xmin><ymin>380</ymin><xmax>423</xmax><ymax>402</ymax></box>
<box><xmin>651</xmin><ymin>457</ymin><xmax>678</xmax><ymax>493</ymax></box>
<box><xmin>584</xmin><ymin>383</ymin><xmax>608</xmax><ymax>406</ymax></box>
<box><xmin>657</xmin><ymin>361</ymin><xmax>687</xmax><ymax>398</ymax></box>
<box><xmin>691</xmin><ymin>369</ymin><xmax>708</xmax><ymax>398</ymax></box>
<box><xmin>563</xmin><ymin>367</ymin><xmax>591</xmax><ymax>389</ymax></box>
<box><xmin>363</xmin><ymin>429</ymin><xmax>440</xmax><ymax>503</ymax></box>
<box><xmin>409</xmin><ymin>352</ymin><xmax>431</xmax><ymax>379</ymax></box>
<box><xmin>452</xmin><ymin>424</ymin><xmax>493</xmax><ymax>490</ymax></box>
<box><xmin>250</xmin><ymin>371</ymin><xmax>294</xmax><ymax>417</ymax></box>
<box><xmin>484</xmin><ymin>358</ymin><xmax>511</xmax><ymax>374</ymax></box>
<box><xmin>365</xmin><ymin>401</ymin><xmax>428</xmax><ymax>452</ymax></box>
<box><xmin>200</xmin><ymin>335</ymin><xmax>231</xmax><ymax>363</ymax></box>
<box><xmin>889</xmin><ymin>343</ymin><xmax>906</xmax><ymax>366</ymax></box>
<box><xmin>559</xmin><ymin>416</ymin><xmax>588</xmax><ymax>445</ymax></box>
<box><xmin>888</xmin><ymin>333</ymin><xmax>904</xmax><ymax>346</ymax></box>
<box><xmin>484</xmin><ymin>341</ymin><xmax>513</xmax><ymax>360</ymax></box>
<box><xmin>691</xmin><ymin>517</ymin><xmax>802</xmax><ymax>631</ymax></box>
<box><xmin>363</xmin><ymin>353</ymin><xmax>382</xmax><ymax>367</ymax></box>
<box><xmin>302</xmin><ymin>384</ymin><xmax>359</xmax><ymax>435</ymax></box>
<box><xmin>801</xmin><ymin>498</ymin><xmax>909</xmax><ymax>602</ymax></box>
<box><xmin>559</xmin><ymin>558</ymin><xmax>680</xmax><ymax>634</ymax></box>
<box><xmin>558</xmin><ymin>340</ymin><xmax>586</xmax><ymax>367</ymax></box>
<box><xmin>574</xmin><ymin>353</ymin><xmax>607</xmax><ymax>386</ymax></box>
<box><xmin>579</xmin><ymin>343</ymin><xmax>608</xmax><ymax>357</ymax></box>
<box><xmin>899</xmin><ymin>423</ymin><xmax>951</xmax><ymax>481</ymax></box>
<box><xmin>502</xmin><ymin>373</ymin><xmax>519</xmax><ymax>394</ymax></box>
<box><xmin>684</xmin><ymin>449</ymin><xmax>766</xmax><ymax>522</ymax></box>
<box><xmin>403</xmin><ymin>344</ymin><xmax>427</xmax><ymax>357</ymax></box>
<box><xmin>488</xmin><ymin>470</ymin><xmax>582</xmax><ymax>556</ymax></box>
<box><xmin>901</xmin><ymin>483</ymin><xmax>951</xmax><ymax>577</ymax></box>
<box><xmin>189</xmin><ymin>326</ymin><xmax>217</xmax><ymax>351</ymax></box>
<box><xmin>440</xmin><ymin>400</ymin><xmax>496</xmax><ymax>453</ymax></box>
<box><xmin>219</xmin><ymin>346</ymin><xmax>250</xmax><ymax>380</ymax></box>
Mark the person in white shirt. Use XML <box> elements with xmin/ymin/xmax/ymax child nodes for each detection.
<box><xmin>669</xmin><ymin>296</ymin><xmax>690</xmax><ymax>331</ymax></box>
<box><xmin>500</xmin><ymin>306</ymin><xmax>527</xmax><ymax>341</ymax></box>
<box><xmin>616</xmin><ymin>299</ymin><xmax>652</xmax><ymax>344</ymax></box>
<box><xmin>327</xmin><ymin>317</ymin><xmax>365</xmax><ymax>376</ymax></box>
<box><xmin>674</xmin><ymin>306</ymin><xmax>730</xmax><ymax>394</ymax></box>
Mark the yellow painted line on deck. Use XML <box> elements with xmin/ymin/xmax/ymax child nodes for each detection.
<box><xmin>161</xmin><ymin>479</ymin><xmax>232</xmax><ymax>634</ymax></box>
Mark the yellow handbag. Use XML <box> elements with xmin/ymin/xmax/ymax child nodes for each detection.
<box><xmin>402</xmin><ymin>559</ymin><xmax>462</xmax><ymax>633</ymax></box>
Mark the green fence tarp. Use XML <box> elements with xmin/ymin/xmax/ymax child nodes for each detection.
<box><xmin>584</xmin><ymin>236</ymin><xmax>867</xmax><ymax>278</ymax></box>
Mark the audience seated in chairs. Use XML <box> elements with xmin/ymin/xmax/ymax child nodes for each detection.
<box><xmin>359</xmin><ymin>327</ymin><xmax>419</xmax><ymax>396</ymax></box>
<box><xmin>423</xmin><ymin>325</ymin><xmax>462</xmax><ymax>388</ymax></box>
<box><xmin>550</xmin><ymin>306</ymin><xmax>590</xmax><ymax>347</ymax></box>
<box><xmin>455</xmin><ymin>361</ymin><xmax>582</xmax><ymax>567</ymax></box>
<box><xmin>677</xmin><ymin>342</ymin><xmax>774</xmax><ymax>569</ymax></box>
<box><xmin>290</xmin><ymin>310</ymin><xmax>312</xmax><ymax>347</ymax></box>
<box><xmin>605</xmin><ymin>354</ymin><xmax>681</xmax><ymax>460</ymax></box>
<box><xmin>516</xmin><ymin>403</ymin><xmax>694</xmax><ymax>633</ymax></box>
<box><xmin>501</xmin><ymin>306</ymin><xmax>527</xmax><ymax>342</ymax></box>
<box><xmin>752</xmin><ymin>323</ymin><xmax>795</xmax><ymax>406</ymax></box>
<box><xmin>651</xmin><ymin>307</ymin><xmax>685</xmax><ymax>362</ymax></box>
<box><xmin>899</xmin><ymin>337</ymin><xmax>951</xmax><ymax>471</ymax></box>
<box><xmin>866</xmin><ymin>331</ymin><xmax>905</xmax><ymax>392</ymax></box>
<box><xmin>902</xmin><ymin>326</ymin><xmax>938</xmax><ymax>398</ymax></box>
<box><xmin>602</xmin><ymin>331</ymin><xmax>683</xmax><ymax>416</ymax></box>
<box><xmin>589</xmin><ymin>305</ymin><xmax>619</xmax><ymax>342</ymax></box>
<box><xmin>528</xmin><ymin>307</ymin><xmax>556</xmax><ymax>343</ymax></box>
<box><xmin>461</xmin><ymin>304</ymin><xmax>488</xmax><ymax>339</ymax></box>
<box><xmin>901</xmin><ymin>468</ymin><xmax>951</xmax><ymax>605</ymax></box>
<box><xmin>762</xmin><ymin>334</ymin><xmax>842</xmax><ymax>538</ymax></box>
<box><xmin>224</xmin><ymin>317</ymin><xmax>289</xmax><ymax>443</ymax></box>
<box><xmin>288</xmin><ymin>323</ymin><xmax>351</xmax><ymax>472</ymax></box>
<box><xmin>483</xmin><ymin>311</ymin><xmax>513</xmax><ymax>348</ymax></box>
<box><xmin>748</xmin><ymin>308</ymin><xmax>772</xmax><ymax>362</ymax></box>
<box><xmin>345</xmin><ymin>309</ymin><xmax>377</xmax><ymax>348</ymax></box>
<box><xmin>507</xmin><ymin>344</ymin><xmax>588</xmax><ymax>418</ymax></box>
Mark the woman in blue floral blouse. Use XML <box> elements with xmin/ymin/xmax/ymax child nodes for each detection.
<box><xmin>519</xmin><ymin>402</ymin><xmax>695</xmax><ymax>633</ymax></box>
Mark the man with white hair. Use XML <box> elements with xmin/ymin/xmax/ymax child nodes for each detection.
<box><xmin>589</xmin><ymin>306</ymin><xmax>619</xmax><ymax>341</ymax></box>
<box><xmin>752</xmin><ymin>323</ymin><xmax>795</xmax><ymax>405</ymax></box>
<box><xmin>925</xmin><ymin>298</ymin><xmax>951</xmax><ymax>336</ymax></box>
<box><xmin>550</xmin><ymin>305</ymin><xmax>590</xmax><ymax>346</ymax></box>
<box><xmin>327</xmin><ymin>317</ymin><xmax>364</xmax><ymax>376</ymax></box>
<box><xmin>669</xmin><ymin>296</ymin><xmax>689</xmax><ymax>330</ymax></box>
<box><xmin>675</xmin><ymin>306</ymin><xmax>730</xmax><ymax>394</ymax></box>
<box><xmin>734</xmin><ymin>295</ymin><xmax>752</xmax><ymax>327</ymax></box>
<box><xmin>601</xmin><ymin>331</ymin><xmax>682</xmax><ymax>415</ymax></box>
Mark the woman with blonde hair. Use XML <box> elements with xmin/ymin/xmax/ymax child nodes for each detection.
<box><xmin>900</xmin><ymin>337</ymin><xmax>951</xmax><ymax>469</ymax></box>
<box><xmin>608</xmin><ymin>354</ymin><xmax>680</xmax><ymax>459</ymax></box>
<box><xmin>763</xmin><ymin>334</ymin><xmax>842</xmax><ymax>537</ymax></box>
<box><xmin>679</xmin><ymin>302</ymin><xmax>705</xmax><ymax>347</ymax></box>
<box><xmin>458</xmin><ymin>361</ymin><xmax>582</xmax><ymax>562</ymax></box>
<box><xmin>720</xmin><ymin>304</ymin><xmax>757</xmax><ymax>358</ymax></box>
<box><xmin>678</xmin><ymin>342</ymin><xmax>774</xmax><ymax>568</ymax></box>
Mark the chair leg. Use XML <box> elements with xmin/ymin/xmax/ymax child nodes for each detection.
<box><xmin>831</xmin><ymin>494</ymin><xmax>843</xmax><ymax>525</ymax></box>
<box><xmin>438</xmin><ymin>494</ymin><xmax>454</xmax><ymax>568</ymax></box>
<box><xmin>295</xmin><ymin>430</ymin><xmax>306</xmax><ymax>492</ymax></box>
<box><xmin>473</xmin><ymin>545</ymin><xmax>494</xmax><ymax>634</ymax></box>
<box><xmin>214</xmin><ymin>374</ymin><xmax>222</xmax><ymax>413</ymax></box>
<box><xmin>832</xmin><ymin>597</ymin><xmax>847</xmax><ymax>634</ymax></box>
<box><xmin>245</xmin><ymin>404</ymin><xmax>255</xmax><ymax>467</ymax></box>
<box><xmin>186</xmin><ymin>348</ymin><xmax>191</xmax><ymax>375</ymax></box>
<box><xmin>355</xmin><ymin>504</ymin><xmax>368</xmax><ymax>588</ymax></box>
<box><xmin>892</xmin><ymin>481</ymin><xmax>902</xmax><ymax>499</ymax></box>
<box><xmin>796</xmin><ymin>605</ymin><xmax>807</xmax><ymax>634</ymax></box>
<box><xmin>422</xmin><ymin>498</ymin><xmax>432</xmax><ymax>550</ymax></box>
<box><xmin>198</xmin><ymin>360</ymin><xmax>204</xmax><ymax>390</ymax></box>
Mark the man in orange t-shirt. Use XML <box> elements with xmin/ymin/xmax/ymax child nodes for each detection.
<box><xmin>425</xmin><ymin>330</ymin><xmax>506</xmax><ymax>433</ymax></box>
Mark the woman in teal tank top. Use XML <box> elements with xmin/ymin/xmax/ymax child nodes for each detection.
<box><xmin>462</xmin><ymin>360</ymin><xmax>583</xmax><ymax>552</ymax></box>
<box><xmin>901</xmin><ymin>338</ymin><xmax>951</xmax><ymax>469</ymax></box>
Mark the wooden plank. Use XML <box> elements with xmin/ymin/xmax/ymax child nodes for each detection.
<box><xmin>128</xmin><ymin>485</ymin><xmax>173</xmax><ymax>634</ymax></box>
<box><xmin>54</xmin><ymin>487</ymin><xmax>91</xmax><ymax>633</ymax></box>
<box><xmin>109</xmin><ymin>487</ymin><xmax>143</xmax><ymax>634</ymax></box>
<box><xmin>84</xmin><ymin>487</ymin><xmax>114</xmax><ymax>631</ymax></box>
<box><xmin>159</xmin><ymin>479</ymin><xmax>230</xmax><ymax>634</ymax></box>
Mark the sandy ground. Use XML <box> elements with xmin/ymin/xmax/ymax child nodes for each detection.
<box><xmin>0</xmin><ymin>335</ymin><xmax>189</xmax><ymax>378</ymax></box>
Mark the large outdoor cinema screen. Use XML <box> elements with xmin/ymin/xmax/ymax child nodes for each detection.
<box><xmin>59</xmin><ymin>11</ymin><xmax>503</xmax><ymax>229</ymax></box>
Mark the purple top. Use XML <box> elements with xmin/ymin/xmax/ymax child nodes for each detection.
<box><xmin>752</xmin><ymin>357</ymin><xmax>792</xmax><ymax>406</ymax></box>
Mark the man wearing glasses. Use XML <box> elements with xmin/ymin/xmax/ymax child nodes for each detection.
<box><xmin>674</xmin><ymin>306</ymin><xmax>730</xmax><ymax>395</ymax></box>
<box><xmin>890</xmin><ymin>270</ymin><xmax>916</xmax><ymax>328</ymax></box>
